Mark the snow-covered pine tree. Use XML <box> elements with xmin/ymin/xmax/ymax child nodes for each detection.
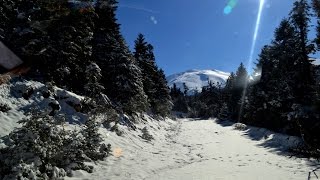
<box><xmin>0</xmin><ymin>0</ymin><xmax>93</xmax><ymax>93</ymax></box>
<box><xmin>153</xmin><ymin>68</ymin><xmax>172</xmax><ymax>116</ymax></box>
<box><xmin>84</xmin><ymin>62</ymin><xmax>105</xmax><ymax>99</ymax></box>
<box><xmin>134</xmin><ymin>34</ymin><xmax>156</xmax><ymax>110</ymax></box>
<box><xmin>134</xmin><ymin>34</ymin><xmax>172</xmax><ymax>116</ymax></box>
<box><xmin>0</xmin><ymin>108</ymin><xmax>111</xmax><ymax>179</ymax></box>
<box><xmin>92</xmin><ymin>0</ymin><xmax>148</xmax><ymax>113</ymax></box>
<box><xmin>82</xmin><ymin>62</ymin><xmax>111</xmax><ymax>162</ymax></box>
<box><xmin>4</xmin><ymin>0</ymin><xmax>50</xmax><ymax>64</ymax></box>
<box><xmin>82</xmin><ymin>116</ymin><xmax>110</xmax><ymax>161</ymax></box>
<box><xmin>0</xmin><ymin>112</ymin><xmax>80</xmax><ymax>179</ymax></box>
<box><xmin>47</xmin><ymin>0</ymin><xmax>96</xmax><ymax>93</ymax></box>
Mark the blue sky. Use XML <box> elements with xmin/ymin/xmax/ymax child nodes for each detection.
<box><xmin>116</xmin><ymin>0</ymin><xmax>314</xmax><ymax>76</ymax></box>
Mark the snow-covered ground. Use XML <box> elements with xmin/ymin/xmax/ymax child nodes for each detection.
<box><xmin>68</xmin><ymin>118</ymin><xmax>320</xmax><ymax>180</ymax></box>
<box><xmin>1</xmin><ymin>80</ymin><xmax>319</xmax><ymax>180</ymax></box>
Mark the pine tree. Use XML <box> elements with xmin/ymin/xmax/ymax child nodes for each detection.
<box><xmin>225</xmin><ymin>72</ymin><xmax>235</xmax><ymax>90</ymax></box>
<box><xmin>183</xmin><ymin>83</ymin><xmax>189</xmax><ymax>96</ymax></box>
<box><xmin>222</xmin><ymin>72</ymin><xmax>235</xmax><ymax>118</ymax></box>
<box><xmin>4</xmin><ymin>0</ymin><xmax>48</xmax><ymax>62</ymax></box>
<box><xmin>82</xmin><ymin>117</ymin><xmax>108</xmax><ymax>161</ymax></box>
<box><xmin>134</xmin><ymin>34</ymin><xmax>171</xmax><ymax>116</ymax></box>
<box><xmin>170</xmin><ymin>83</ymin><xmax>183</xmax><ymax>98</ymax></box>
<box><xmin>92</xmin><ymin>0</ymin><xmax>148</xmax><ymax>113</ymax></box>
<box><xmin>153</xmin><ymin>68</ymin><xmax>172</xmax><ymax>116</ymax></box>
<box><xmin>312</xmin><ymin>0</ymin><xmax>320</xmax><ymax>49</ymax></box>
<box><xmin>1</xmin><ymin>0</ymin><xmax>95</xmax><ymax>93</ymax></box>
<box><xmin>243</xmin><ymin>15</ymin><xmax>317</xmax><ymax>134</ymax></box>
<box><xmin>227</xmin><ymin>63</ymin><xmax>248</xmax><ymax>119</ymax></box>
<box><xmin>0</xmin><ymin>112</ymin><xmax>86</xmax><ymax>179</ymax></box>
<box><xmin>84</xmin><ymin>62</ymin><xmax>105</xmax><ymax>99</ymax></box>
<box><xmin>290</xmin><ymin>0</ymin><xmax>316</xmax><ymax>104</ymax></box>
<box><xmin>47</xmin><ymin>1</ymin><xmax>96</xmax><ymax>92</ymax></box>
<box><xmin>243</xmin><ymin>19</ymin><xmax>299</xmax><ymax>131</ymax></box>
<box><xmin>234</xmin><ymin>62</ymin><xmax>248</xmax><ymax>90</ymax></box>
<box><xmin>0</xmin><ymin>0</ymin><xmax>15</xmax><ymax>41</ymax></box>
<box><xmin>82</xmin><ymin>63</ymin><xmax>110</xmax><ymax>161</ymax></box>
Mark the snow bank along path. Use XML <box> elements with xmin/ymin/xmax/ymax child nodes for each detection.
<box><xmin>69</xmin><ymin>118</ymin><xmax>320</xmax><ymax>180</ymax></box>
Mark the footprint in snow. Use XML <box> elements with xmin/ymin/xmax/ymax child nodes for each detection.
<box><xmin>196</xmin><ymin>154</ymin><xmax>203</xmax><ymax>158</ymax></box>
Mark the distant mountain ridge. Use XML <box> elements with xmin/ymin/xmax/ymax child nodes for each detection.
<box><xmin>166</xmin><ymin>69</ymin><xmax>230</xmax><ymax>95</ymax></box>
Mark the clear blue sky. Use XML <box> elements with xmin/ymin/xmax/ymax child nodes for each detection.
<box><xmin>116</xmin><ymin>0</ymin><xmax>314</xmax><ymax>76</ymax></box>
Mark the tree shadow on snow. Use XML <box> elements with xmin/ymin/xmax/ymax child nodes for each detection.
<box><xmin>215</xmin><ymin>119</ymin><xmax>303</xmax><ymax>156</ymax></box>
<box><xmin>214</xmin><ymin>118</ymin><xmax>234</xmax><ymax>127</ymax></box>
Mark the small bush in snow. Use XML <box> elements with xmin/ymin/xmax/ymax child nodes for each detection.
<box><xmin>140</xmin><ymin>127</ymin><xmax>154</xmax><ymax>141</ymax></box>
<box><xmin>82</xmin><ymin>116</ymin><xmax>111</xmax><ymax>161</ymax></box>
<box><xmin>0</xmin><ymin>102</ymin><xmax>11</xmax><ymax>112</ymax></box>
<box><xmin>0</xmin><ymin>111</ymin><xmax>111</xmax><ymax>179</ymax></box>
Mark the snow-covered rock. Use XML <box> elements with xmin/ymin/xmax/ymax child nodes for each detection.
<box><xmin>166</xmin><ymin>69</ymin><xmax>230</xmax><ymax>95</ymax></box>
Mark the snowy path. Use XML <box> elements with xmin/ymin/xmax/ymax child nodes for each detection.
<box><xmin>69</xmin><ymin>118</ymin><xmax>320</xmax><ymax>180</ymax></box>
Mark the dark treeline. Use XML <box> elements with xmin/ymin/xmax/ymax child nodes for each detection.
<box><xmin>171</xmin><ymin>0</ymin><xmax>320</xmax><ymax>152</ymax></box>
<box><xmin>0</xmin><ymin>0</ymin><xmax>171</xmax><ymax>116</ymax></box>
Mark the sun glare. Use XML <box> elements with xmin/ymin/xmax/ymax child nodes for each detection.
<box><xmin>238</xmin><ymin>0</ymin><xmax>265</xmax><ymax>121</ymax></box>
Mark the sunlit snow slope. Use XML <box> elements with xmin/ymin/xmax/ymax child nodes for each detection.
<box><xmin>166</xmin><ymin>69</ymin><xmax>230</xmax><ymax>94</ymax></box>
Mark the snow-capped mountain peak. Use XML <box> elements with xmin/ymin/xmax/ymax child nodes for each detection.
<box><xmin>166</xmin><ymin>69</ymin><xmax>230</xmax><ymax>94</ymax></box>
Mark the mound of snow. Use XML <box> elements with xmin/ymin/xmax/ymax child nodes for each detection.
<box><xmin>0</xmin><ymin>78</ymin><xmax>86</xmax><ymax>138</ymax></box>
<box><xmin>167</xmin><ymin>69</ymin><xmax>230</xmax><ymax>95</ymax></box>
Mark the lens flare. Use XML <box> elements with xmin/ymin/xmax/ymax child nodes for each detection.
<box><xmin>224</xmin><ymin>6</ymin><xmax>232</xmax><ymax>14</ymax></box>
<box><xmin>223</xmin><ymin>0</ymin><xmax>238</xmax><ymax>15</ymax></box>
<box><xmin>238</xmin><ymin>0</ymin><xmax>265</xmax><ymax>121</ymax></box>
